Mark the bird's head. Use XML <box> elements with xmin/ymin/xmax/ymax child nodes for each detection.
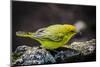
<box><xmin>63</xmin><ymin>24</ymin><xmax>77</xmax><ymax>35</ymax></box>
<box><xmin>63</xmin><ymin>21</ymin><xmax>86</xmax><ymax>35</ymax></box>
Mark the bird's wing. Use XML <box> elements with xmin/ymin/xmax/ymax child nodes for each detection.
<box><xmin>35</xmin><ymin>30</ymin><xmax>65</xmax><ymax>42</ymax></box>
<box><xmin>45</xmin><ymin>33</ymin><xmax>64</xmax><ymax>41</ymax></box>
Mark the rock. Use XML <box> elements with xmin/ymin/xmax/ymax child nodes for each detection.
<box><xmin>12</xmin><ymin>45</ymin><xmax>32</xmax><ymax>63</ymax></box>
<box><xmin>70</xmin><ymin>39</ymin><xmax>96</xmax><ymax>55</ymax></box>
<box><xmin>12</xmin><ymin>39</ymin><xmax>96</xmax><ymax>66</ymax></box>
<box><xmin>54</xmin><ymin>48</ymin><xmax>80</xmax><ymax>63</ymax></box>
<box><xmin>13</xmin><ymin>47</ymin><xmax>56</xmax><ymax>66</ymax></box>
<box><xmin>12</xmin><ymin>47</ymin><xmax>80</xmax><ymax>66</ymax></box>
<box><xmin>14</xmin><ymin>45</ymin><xmax>32</xmax><ymax>55</ymax></box>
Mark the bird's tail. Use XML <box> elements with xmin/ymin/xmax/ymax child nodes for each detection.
<box><xmin>16</xmin><ymin>31</ymin><xmax>35</xmax><ymax>38</ymax></box>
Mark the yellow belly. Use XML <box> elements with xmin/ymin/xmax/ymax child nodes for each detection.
<box><xmin>41</xmin><ymin>41</ymin><xmax>63</xmax><ymax>49</ymax></box>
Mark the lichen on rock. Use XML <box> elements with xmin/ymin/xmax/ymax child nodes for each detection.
<box><xmin>70</xmin><ymin>39</ymin><xmax>96</xmax><ymax>55</ymax></box>
<box><xmin>13</xmin><ymin>47</ymin><xmax>56</xmax><ymax>66</ymax></box>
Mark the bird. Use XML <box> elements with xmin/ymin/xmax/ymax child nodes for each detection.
<box><xmin>16</xmin><ymin>24</ymin><xmax>78</xmax><ymax>50</ymax></box>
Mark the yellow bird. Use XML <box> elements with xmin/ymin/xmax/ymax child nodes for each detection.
<box><xmin>16</xmin><ymin>24</ymin><xmax>77</xmax><ymax>49</ymax></box>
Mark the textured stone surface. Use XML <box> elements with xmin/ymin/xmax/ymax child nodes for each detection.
<box><xmin>13</xmin><ymin>47</ymin><xmax>56</xmax><ymax>66</ymax></box>
<box><xmin>70</xmin><ymin>39</ymin><xmax>96</xmax><ymax>55</ymax></box>
<box><xmin>12</xmin><ymin>39</ymin><xmax>96</xmax><ymax>66</ymax></box>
